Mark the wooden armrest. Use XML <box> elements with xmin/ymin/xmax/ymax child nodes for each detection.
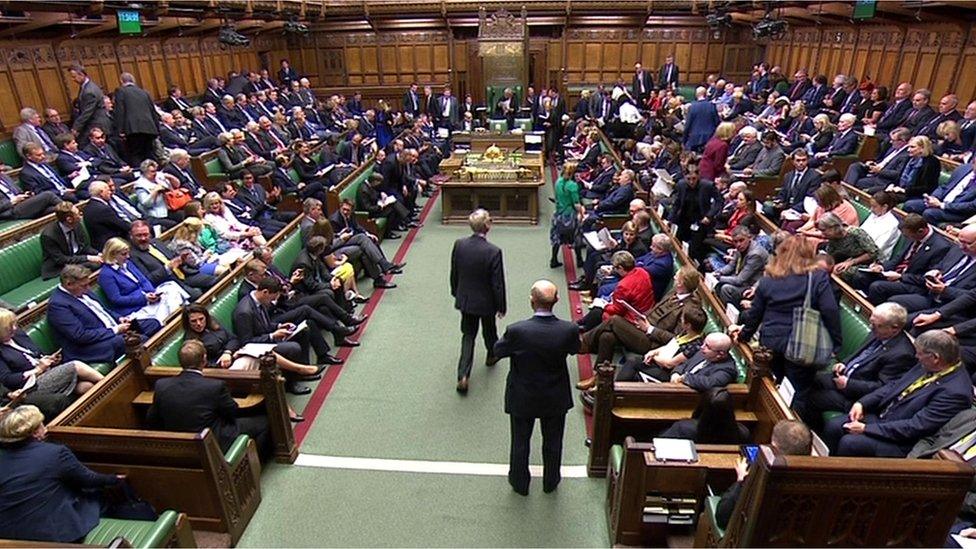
<box><xmin>133</xmin><ymin>391</ymin><xmax>264</xmax><ymax>408</ymax></box>
<box><xmin>613</xmin><ymin>407</ymin><xmax>757</xmax><ymax>423</ymax></box>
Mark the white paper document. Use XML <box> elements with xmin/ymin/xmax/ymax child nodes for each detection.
<box><xmin>236</xmin><ymin>343</ymin><xmax>278</xmax><ymax>359</ymax></box>
<box><xmin>653</xmin><ymin>438</ymin><xmax>699</xmax><ymax>462</ymax></box>
<box><xmin>583</xmin><ymin>227</ymin><xmax>614</xmax><ymax>251</ymax></box>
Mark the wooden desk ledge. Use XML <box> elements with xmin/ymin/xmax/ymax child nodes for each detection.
<box><xmin>133</xmin><ymin>391</ymin><xmax>264</xmax><ymax>408</ymax></box>
<box><xmin>613</xmin><ymin>406</ymin><xmax>758</xmax><ymax>423</ymax></box>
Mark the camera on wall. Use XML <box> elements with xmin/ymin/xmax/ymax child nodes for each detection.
<box><xmin>752</xmin><ymin>17</ymin><xmax>787</xmax><ymax>40</ymax></box>
<box><xmin>219</xmin><ymin>25</ymin><xmax>251</xmax><ymax>47</ymax></box>
<box><xmin>284</xmin><ymin>19</ymin><xmax>309</xmax><ymax>36</ymax></box>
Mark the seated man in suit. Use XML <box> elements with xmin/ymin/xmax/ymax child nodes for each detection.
<box><xmin>0</xmin><ymin>167</ymin><xmax>60</xmax><ymax>222</ymax></box>
<box><xmin>800</xmin><ymin>302</ymin><xmax>917</xmax><ymax>432</ymax></box>
<box><xmin>147</xmin><ymin>340</ymin><xmax>270</xmax><ymax>457</ymax></box>
<box><xmin>357</xmin><ymin>173</ymin><xmax>410</xmax><ymax>240</ymax></box>
<box><xmin>13</xmin><ymin>107</ymin><xmax>58</xmax><ymax>163</ymax></box>
<box><xmin>845</xmin><ymin>127</ymin><xmax>911</xmax><ymax>191</ymax></box>
<box><xmin>83</xmin><ymin>180</ymin><xmax>140</xmax><ymax>250</ymax></box>
<box><xmin>46</xmin><ymin>265</ymin><xmax>137</xmax><ymax>364</ymax></box>
<box><xmin>725</xmin><ymin>126</ymin><xmax>763</xmax><ymax>173</ymax></box>
<box><xmin>236</xmin><ymin>170</ymin><xmax>292</xmax><ymax>224</ymax></box>
<box><xmin>162</xmin><ymin>149</ymin><xmax>205</xmax><ymax>199</ymax></box>
<box><xmin>233</xmin><ymin>276</ymin><xmax>335</xmax><ymax>395</ymax></box>
<box><xmin>824</xmin><ymin>330</ymin><xmax>973</xmax><ymax>457</ymax></box>
<box><xmin>219</xmin><ymin>181</ymin><xmax>286</xmax><ymax>240</ymax></box>
<box><xmin>84</xmin><ymin>127</ymin><xmax>136</xmax><ymax>184</ymax></box>
<box><xmin>860</xmin><ymin>213</ymin><xmax>950</xmax><ymax>296</ymax></box>
<box><xmin>903</xmin><ymin>155</ymin><xmax>976</xmax><ymax>225</ymax></box>
<box><xmin>635</xmin><ymin>233</ymin><xmax>676</xmax><ymax>303</ymax></box>
<box><xmin>580</xmin><ymin>154</ymin><xmax>616</xmax><ymax>200</ymax></box>
<box><xmin>763</xmin><ymin>148</ymin><xmax>821</xmax><ymax>221</ymax></box>
<box><xmin>913</xmin><ymin>284</ymin><xmax>976</xmax><ymax>370</ymax></box>
<box><xmin>19</xmin><ymin>143</ymin><xmax>79</xmax><ymax>203</ymax></box>
<box><xmin>712</xmin><ymin>226</ymin><xmax>769</xmax><ymax>305</ymax></box>
<box><xmin>127</xmin><ymin>220</ymin><xmax>214</xmax><ymax>300</ymax></box>
<box><xmin>40</xmin><ymin>202</ymin><xmax>102</xmax><ymax>280</ymax></box>
<box><xmin>53</xmin><ymin>134</ymin><xmax>96</xmax><ymax>196</ymax></box>
<box><xmin>809</xmin><ymin>113</ymin><xmax>860</xmax><ymax>168</ymax></box>
<box><xmin>329</xmin><ymin>198</ymin><xmax>403</xmax><ymax>289</ymax></box>
<box><xmin>867</xmin><ymin>224</ymin><xmax>976</xmax><ymax>312</ymax></box>
<box><xmin>161</xmin><ymin>86</ymin><xmax>194</xmax><ymax>117</ymax></box>
<box><xmin>622</xmin><ymin>332</ymin><xmax>737</xmax><ymax>390</ymax></box>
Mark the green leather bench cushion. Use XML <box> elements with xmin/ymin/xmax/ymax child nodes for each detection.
<box><xmin>84</xmin><ymin>510</ymin><xmax>179</xmax><ymax>548</ymax></box>
<box><xmin>0</xmin><ymin>234</ymin><xmax>52</xmax><ymax>307</ymax></box>
<box><xmin>514</xmin><ymin>118</ymin><xmax>532</xmax><ymax>132</ymax></box>
<box><xmin>224</xmin><ymin>434</ymin><xmax>250</xmax><ymax>467</ymax></box>
<box><xmin>610</xmin><ymin>443</ymin><xmax>624</xmax><ymax>474</ymax></box>
<box><xmin>0</xmin><ymin>219</ymin><xmax>30</xmax><ymax>233</ymax></box>
<box><xmin>205</xmin><ymin>158</ymin><xmax>227</xmax><ymax>178</ymax></box>
<box><xmin>272</xmin><ymin>230</ymin><xmax>302</xmax><ymax>274</ymax></box>
<box><xmin>24</xmin><ymin>318</ymin><xmax>118</xmax><ymax>375</ymax></box>
<box><xmin>2</xmin><ymin>278</ymin><xmax>58</xmax><ymax>310</ymax></box>
<box><xmin>705</xmin><ymin>494</ymin><xmax>726</xmax><ymax>539</ymax></box>
<box><xmin>0</xmin><ymin>139</ymin><xmax>22</xmax><ymax>169</ymax></box>
<box><xmin>338</xmin><ymin>165</ymin><xmax>374</xmax><ymax>205</ymax></box>
<box><xmin>939</xmin><ymin>170</ymin><xmax>951</xmax><ymax>187</ymax></box>
<box><xmin>152</xmin><ymin>288</ymin><xmax>240</xmax><ymax>367</ymax></box>
<box><xmin>676</xmin><ymin>85</ymin><xmax>697</xmax><ymax>103</ymax></box>
<box><xmin>839</xmin><ymin>301</ymin><xmax>872</xmax><ymax>361</ymax></box>
<box><xmin>488</xmin><ymin>119</ymin><xmax>508</xmax><ymax>132</ymax></box>
<box><xmin>851</xmin><ymin>199</ymin><xmax>870</xmax><ymax>224</ymax></box>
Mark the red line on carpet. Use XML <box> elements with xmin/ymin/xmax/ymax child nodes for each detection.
<box><xmin>294</xmin><ymin>189</ymin><xmax>441</xmax><ymax>446</ymax></box>
<box><xmin>550</xmin><ymin>164</ymin><xmax>595</xmax><ymax>438</ymax></box>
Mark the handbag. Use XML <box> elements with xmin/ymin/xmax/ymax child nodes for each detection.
<box><xmin>784</xmin><ymin>272</ymin><xmax>833</xmax><ymax>367</ymax></box>
<box><xmin>164</xmin><ymin>188</ymin><xmax>191</xmax><ymax>211</ymax></box>
<box><xmin>102</xmin><ymin>480</ymin><xmax>158</xmax><ymax>521</ymax></box>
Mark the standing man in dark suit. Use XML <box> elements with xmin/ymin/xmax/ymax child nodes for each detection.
<box><xmin>801</xmin><ymin>302</ymin><xmax>917</xmax><ymax>431</ymax></box>
<box><xmin>67</xmin><ymin>65</ymin><xmax>109</xmax><ymax>149</ymax></box>
<box><xmin>632</xmin><ymin>63</ymin><xmax>654</xmax><ymax>105</ymax></box>
<box><xmin>658</xmin><ymin>54</ymin><xmax>679</xmax><ymax>90</ymax></box>
<box><xmin>450</xmin><ymin>209</ymin><xmax>506</xmax><ymax>394</ymax></box>
<box><xmin>113</xmin><ymin>73</ymin><xmax>160</xmax><ymax>166</ymax></box>
<box><xmin>278</xmin><ymin>60</ymin><xmax>299</xmax><ymax>88</ymax></box>
<box><xmin>403</xmin><ymin>83</ymin><xmax>421</xmax><ymax>117</ymax></box>
<box><xmin>493</xmin><ymin>280</ymin><xmax>579</xmax><ymax>495</ymax></box>
<box><xmin>823</xmin><ymin>330</ymin><xmax>973</xmax><ymax>457</ymax></box>
<box><xmin>40</xmin><ymin>203</ymin><xmax>101</xmax><ymax>280</ymax></box>
<box><xmin>683</xmin><ymin>87</ymin><xmax>721</xmax><ymax>153</ymax></box>
<box><xmin>148</xmin><ymin>340</ymin><xmax>269</xmax><ymax>456</ymax></box>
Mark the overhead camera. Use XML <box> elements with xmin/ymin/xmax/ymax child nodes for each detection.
<box><xmin>218</xmin><ymin>25</ymin><xmax>250</xmax><ymax>47</ymax></box>
<box><xmin>752</xmin><ymin>17</ymin><xmax>788</xmax><ymax>40</ymax></box>
<box><xmin>284</xmin><ymin>20</ymin><xmax>309</xmax><ymax>36</ymax></box>
<box><xmin>706</xmin><ymin>12</ymin><xmax>732</xmax><ymax>29</ymax></box>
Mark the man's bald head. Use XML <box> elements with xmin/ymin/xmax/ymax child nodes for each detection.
<box><xmin>958</xmin><ymin>225</ymin><xmax>976</xmax><ymax>257</ymax></box>
<box><xmin>530</xmin><ymin>280</ymin><xmax>559</xmax><ymax>311</ymax></box>
<box><xmin>702</xmin><ymin>332</ymin><xmax>733</xmax><ymax>361</ymax></box>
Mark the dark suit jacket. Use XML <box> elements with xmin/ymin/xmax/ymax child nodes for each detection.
<box><xmin>775</xmin><ymin>169</ymin><xmax>821</xmax><ymax>211</ymax></box>
<box><xmin>903</xmin><ymin>106</ymin><xmax>937</xmax><ymax>134</ymax></box>
<box><xmin>900</xmin><ymin>245</ymin><xmax>976</xmax><ymax>304</ymax></box>
<box><xmin>19</xmin><ymin>163</ymin><xmax>70</xmax><ymax>196</ymax></box>
<box><xmin>82</xmin><ymin>197</ymin><xmax>132</xmax><ymax>250</ymax></box>
<box><xmin>824</xmin><ymin>129</ymin><xmax>859</xmax><ymax>157</ymax></box>
<box><xmin>658</xmin><ymin>63</ymin><xmax>679</xmax><ymax>88</ymax></box>
<box><xmin>71</xmin><ymin>80</ymin><xmax>110</xmax><ymax>140</ymax></box>
<box><xmin>876</xmin><ymin>98</ymin><xmax>913</xmax><ymax>133</ymax></box>
<box><xmin>869</xmin><ymin>147</ymin><xmax>911</xmax><ymax>185</ymax></box>
<box><xmin>40</xmin><ymin>222</ymin><xmax>97</xmax><ymax>280</ymax></box>
<box><xmin>84</xmin><ymin>144</ymin><xmax>128</xmax><ymax>177</ymax></box>
<box><xmin>128</xmin><ymin>241</ymin><xmax>177</xmax><ymax>286</ymax></box>
<box><xmin>840</xmin><ymin>332</ymin><xmax>917</xmax><ymax>399</ymax></box>
<box><xmin>915</xmin><ymin>110</ymin><xmax>961</xmax><ymax>139</ymax></box>
<box><xmin>674</xmin><ymin>351</ymin><xmax>737</xmax><ymax>391</ymax></box>
<box><xmin>55</xmin><ymin>150</ymin><xmax>93</xmax><ymax>179</ymax></box>
<box><xmin>882</xmin><ymin>232</ymin><xmax>950</xmax><ymax>275</ymax></box>
<box><xmin>162</xmin><ymin>164</ymin><xmax>202</xmax><ymax>197</ymax></box>
<box><xmin>900</xmin><ymin>154</ymin><xmax>942</xmax><ymax>199</ymax></box>
<box><xmin>683</xmin><ymin>100</ymin><xmax>720</xmax><ymax>150</ymax></box>
<box><xmin>595</xmin><ymin>184</ymin><xmax>635</xmax><ymax>215</ymax></box>
<box><xmin>329</xmin><ymin>210</ymin><xmax>366</xmax><ymax>236</ymax></box>
<box><xmin>727</xmin><ymin>141</ymin><xmax>762</xmax><ymax>170</ymax></box>
<box><xmin>494</xmin><ymin>314</ymin><xmax>580</xmax><ymax>418</ymax></box>
<box><xmin>162</xmin><ymin>96</ymin><xmax>193</xmax><ymax>116</ymax></box>
<box><xmin>450</xmin><ymin>234</ymin><xmax>506</xmax><ymax>317</ymax></box>
<box><xmin>859</xmin><ymin>363</ymin><xmax>973</xmax><ymax>444</ymax></box>
<box><xmin>47</xmin><ymin>287</ymin><xmax>125</xmax><ymax>363</ymax></box>
<box><xmin>0</xmin><ymin>440</ymin><xmax>119</xmax><ymax>543</ymax></box>
<box><xmin>114</xmin><ymin>84</ymin><xmax>159</xmax><ymax>135</ymax></box>
<box><xmin>632</xmin><ymin>70</ymin><xmax>654</xmax><ymax>98</ymax></box>
<box><xmin>158</xmin><ymin>124</ymin><xmax>190</xmax><ymax>149</ymax></box>
<box><xmin>739</xmin><ymin>270</ymin><xmax>842</xmax><ymax>355</ymax></box>
<box><xmin>668</xmin><ymin>180</ymin><xmax>723</xmax><ymax>224</ymax></box>
<box><xmin>931</xmin><ymin>162</ymin><xmax>976</xmax><ymax>217</ymax></box>
<box><xmin>147</xmin><ymin>370</ymin><xmax>241</xmax><ymax>452</ymax></box>
<box><xmin>0</xmin><ymin>330</ymin><xmax>46</xmax><ymax>389</ymax></box>
<box><xmin>233</xmin><ymin>292</ymin><xmax>276</xmax><ymax>344</ymax></box>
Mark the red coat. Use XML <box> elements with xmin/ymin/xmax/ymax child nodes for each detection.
<box><xmin>699</xmin><ymin>137</ymin><xmax>729</xmax><ymax>181</ymax></box>
<box><xmin>603</xmin><ymin>267</ymin><xmax>655</xmax><ymax>322</ymax></box>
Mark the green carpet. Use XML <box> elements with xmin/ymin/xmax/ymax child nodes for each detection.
<box><xmin>239</xmin><ymin>173</ymin><xmax>608</xmax><ymax>547</ymax></box>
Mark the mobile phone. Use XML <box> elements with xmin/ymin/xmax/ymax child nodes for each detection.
<box><xmin>925</xmin><ymin>274</ymin><xmax>939</xmax><ymax>284</ymax></box>
<box><xmin>740</xmin><ymin>444</ymin><xmax>760</xmax><ymax>464</ymax></box>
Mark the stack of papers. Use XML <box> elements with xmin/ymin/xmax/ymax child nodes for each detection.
<box><xmin>653</xmin><ymin>438</ymin><xmax>699</xmax><ymax>462</ymax></box>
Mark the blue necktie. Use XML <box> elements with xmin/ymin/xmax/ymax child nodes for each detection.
<box><xmin>39</xmin><ymin>163</ymin><xmax>67</xmax><ymax>192</ymax></box>
<box><xmin>844</xmin><ymin>339</ymin><xmax>883</xmax><ymax>376</ymax></box>
<box><xmin>943</xmin><ymin>256</ymin><xmax>975</xmax><ymax>286</ymax></box>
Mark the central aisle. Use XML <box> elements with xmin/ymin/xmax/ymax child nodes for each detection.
<box><xmin>239</xmin><ymin>182</ymin><xmax>608</xmax><ymax>547</ymax></box>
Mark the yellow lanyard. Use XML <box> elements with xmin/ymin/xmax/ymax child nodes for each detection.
<box><xmin>676</xmin><ymin>333</ymin><xmax>701</xmax><ymax>346</ymax></box>
<box><xmin>899</xmin><ymin>362</ymin><xmax>962</xmax><ymax>400</ymax></box>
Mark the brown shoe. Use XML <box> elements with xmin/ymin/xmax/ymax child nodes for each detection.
<box><xmin>456</xmin><ymin>377</ymin><xmax>469</xmax><ymax>394</ymax></box>
<box><xmin>576</xmin><ymin>375</ymin><xmax>597</xmax><ymax>391</ymax></box>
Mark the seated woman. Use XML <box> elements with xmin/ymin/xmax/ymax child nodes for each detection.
<box><xmin>712</xmin><ymin>189</ymin><xmax>755</xmax><ymax>247</ymax></box>
<box><xmin>936</xmin><ymin>120</ymin><xmax>966</xmax><ymax>157</ymax></box>
<box><xmin>804</xmin><ymin>114</ymin><xmax>835</xmax><ymax>156</ymax></box>
<box><xmin>779</xmin><ymin>102</ymin><xmax>811</xmax><ymax>152</ymax></box>
<box><xmin>292</xmin><ymin>140</ymin><xmax>334</xmax><ymax>189</ymax></box>
<box><xmin>0</xmin><ymin>405</ymin><xmax>123</xmax><ymax>543</ymax></box>
<box><xmin>614</xmin><ymin>304</ymin><xmax>708</xmax><ymax>382</ymax></box>
<box><xmin>307</xmin><ymin>220</ymin><xmax>366</xmax><ymax>304</ymax></box>
<box><xmin>272</xmin><ymin>153</ymin><xmax>328</xmax><ymax>202</ymax></box>
<box><xmin>859</xmin><ymin>191</ymin><xmax>901</xmax><ymax>262</ymax></box>
<box><xmin>658</xmin><ymin>387</ymin><xmax>751</xmax><ymax>444</ymax></box>
<box><xmin>203</xmin><ymin>192</ymin><xmax>266</xmax><ymax>249</ymax></box>
<box><xmin>0</xmin><ymin>309</ymin><xmax>104</xmax><ymax>417</ymax></box>
<box><xmin>168</xmin><ymin>216</ymin><xmax>238</xmax><ymax>276</ymax></box>
<box><xmin>792</xmin><ymin>179</ymin><xmax>859</xmax><ymax>240</ymax></box>
<box><xmin>132</xmin><ymin>159</ymin><xmax>180</xmax><ymax>231</ymax></box>
<box><xmin>879</xmin><ymin>135</ymin><xmax>941</xmax><ymax>200</ymax></box>
<box><xmin>859</xmin><ymin>85</ymin><xmax>888</xmax><ymax>127</ymax></box>
<box><xmin>589</xmin><ymin>221</ymin><xmax>650</xmax><ymax>299</ymax></box>
<box><xmin>98</xmin><ymin>238</ymin><xmax>188</xmax><ymax>328</ymax></box>
<box><xmin>217</xmin><ymin>130</ymin><xmax>271</xmax><ymax>179</ymax></box>
<box><xmin>817</xmin><ymin>213</ymin><xmax>880</xmax><ymax>284</ymax></box>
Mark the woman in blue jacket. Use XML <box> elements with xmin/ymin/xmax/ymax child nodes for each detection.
<box><xmin>97</xmin><ymin>238</ymin><xmax>188</xmax><ymax>326</ymax></box>
<box><xmin>731</xmin><ymin>235</ymin><xmax>843</xmax><ymax>405</ymax></box>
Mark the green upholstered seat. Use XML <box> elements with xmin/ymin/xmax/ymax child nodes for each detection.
<box><xmin>704</xmin><ymin>494</ymin><xmax>726</xmax><ymax>540</ymax></box>
<box><xmin>153</xmin><ymin>287</ymin><xmax>241</xmax><ymax>367</ymax></box>
<box><xmin>287</xmin><ymin>168</ymin><xmax>301</xmax><ymax>183</ymax></box>
<box><xmin>272</xmin><ymin>230</ymin><xmax>302</xmax><ymax>275</ymax></box>
<box><xmin>24</xmin><ymin>317</ymin><xmax>115</xmax><ymax>375</ymax></box>
<box><xmin>514</xmin><ymin>118</ymin><xmax>532</xmax><ymax>132</ymax></box>
<box><xmin>224</xmin><ymin>434</ymin><xmax>250</xmax><ymax>467</ymax></box>
<box><xmin>0</xmin><ymin>234</ymin><xmax>58</xmax><ymax>308</ymax></box>
<box><xmin>839</xmin><ymin>301</ymin><xmax>872</xmax><ymax>361</ymax></box>
<box><xmin>0</xmin><ymin>139</ymin><xmax>22</xmax><ymax>169</ymax></box>
<box><xmin>205</xmin><ymin>158</ymin><xmax>228</xmax><ymax>180</ymax></box>
<box><xmin>83</xmin><ymin>510</ymin><xmax>180</xmax><ymax>548</ymax></box>
<box><xmin>609</xmin><ymin>443</ymin><xmax>624</xmax><ymax>474</ymax></box>
<box><xmin>488</xmin><ymin>119</ymin><xmax>508</xmax><ymax>132</ymax></box>
<box><xmin>851</xmin><ymin>199</ymin><xmax>871</xmax><ymax>224</ymax></box>
<box><xmin>938</xmin><ymin>170</ymin><xmax>951</xmax><ymax>187</ymax></box>
<box><xmin>823</xmin><ymin>410</ymin><xmax>844</xmax><ymax>425</ymax></box>
<box><xmin>0</xmin><ymin>219</ymin><xmax>31</xmax><ymax>234</ymax></box>
<box><xmin>676</xmin><ymin>86</ymin><xmax>696</xmax><ymax>103</ymax></box>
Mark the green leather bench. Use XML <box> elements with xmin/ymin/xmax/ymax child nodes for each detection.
<box><xmin>25</xmin><ymin>305</ymin><xmax>119</xmax><ymax>377</ymax></box>
<box><xmin>0</xmin><ymin>233</ymin><xmax>60</xmax><ymax>310</ymax></box>
<box><xmin>83</xmin><ymin>509</ymin><xmax>189</xmax><ymax>548</ymax></box>
<box><xmin>0</xmin><ymin>138</ymin><xmax>22</xmax><ymax>169</ymax></box>
<box><xmin>676</xmin><ymin>85</ymin><xmax>696</xmax><ymax>103</ymax></box>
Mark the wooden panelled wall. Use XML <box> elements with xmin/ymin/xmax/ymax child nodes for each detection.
<box><xmin>765</xmin><ymin>23</ymin><xmax>976</xmax><ymax>102</ymax></box>
<box><xmin>0</xmin><ymin>35</ymin><xmax>285</xmax><ymax>134</ymax></box>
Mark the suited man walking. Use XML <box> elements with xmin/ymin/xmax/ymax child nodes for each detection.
<box><xmin>113</xmin><ymin>73</ymin><xmax>160</xmax><ymax>166</ymax></box>
<box><xmin>493</xmin><ymin>280</ymin><xmax>579</xmax><ymax>495</ymax></box>
<box><xmin>450</xmin><ymin>209</ymin><xmax>506</xmax><ymax>394</ymax></box>
<box><xmin>67</xmin><ymin>65</ymin><xmax>109</xmax><ymax>148</ymax></box>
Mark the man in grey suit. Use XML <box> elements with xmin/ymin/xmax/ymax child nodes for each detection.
<box><xmin>668</xmin><ymin>333</ymin><xmax>737</xmax><ymax>391</ymax></box>
<box><xmin>450</xmin><ymin>209</ymin><xmax>506</xmax><ymax>394</ymax></box>
<box><xmin>13</xmin><ymin>108</ymin><xmax>58</xmax><ymax>163</ymax></box>
<box><xmin>493</xmin><ymin>280</ymin><xmax>579</xmax><ymax>495</ymax></box>
<box><xmin>713</xmin><ymin>226</ymin><xmax>769</xmax><ymax>305</ymax></box>
<box><xmin>113</xmin><ymin>73</ymin><xmax>160</xmax><ymax>166</ymax></box>
<box><xmin>742</xmin><ymin>131</ymin><xmax>786</xmax><ymax>178</ymax></box>
<box><xmin>67</xmin><ymin>65</ymin><xmax>110</xmax><ymax>148</ymax></box>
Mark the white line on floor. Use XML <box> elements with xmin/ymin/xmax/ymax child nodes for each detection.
<box><xmin>294</xmin><ymin>454</ymin><xmax>590</xmax><ymax>478</ymax></box>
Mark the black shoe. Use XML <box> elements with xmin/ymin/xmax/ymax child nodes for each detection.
<box><xmin>353</xmin><ymin>294</ymin><xmax>370</xmax><ymax>304</ymax></box>
<box><xmin>550</xmin><ymin>259</ymin><xmax>562</xmax><ymax>268</ymax></box>
<box><xmin>567</xmin><ymin>281</ymin><xmax>587</xmax><ymax>291</ymax></box>
<box><xmin>338</xmin><ymin>325</ymin><xmax>360</xmax><ymax>337</ymax></box>
<box><xmin>373</xmin><ymin>280</ymin><xmax>397</xmax><ymax>289</ymax></box>
<box><xmin>543</xmin><ymin>480</ymin><xmax>560</xmax><ymax>494</ymax></box>
<box><xmin>286</xmin><ymin>381</ymin><xmax>311</xmax><ymax>395</ymax></box>
<box><xmin>456</xmin><ymin>376</ymin><xmax>469</xmax><ymax>394</ymax></box>
<box><xmin>302</xmin><ymin>373</ymin><xmax>322</xmax><ymax>381</ymax></box>
<box><xmin>408</xmin><ymin>221</ymin><xmax>422</xmax><ymax>228</ymax></box>
<box><xmin>307</xmin><ymin>364</ymin><xmax>326</xmax><ymax>377</ymax></box>
<box><xmin>321</xmin><ymin>354</ymin><xmax>344</xmax><ymax>365</ymax></box>
<box><xmin>347</xmin><ymin>314</ymin><xmax>368</xmax><ymax>326</ymax></box>
<box><xmin>509</xmin><ymin>480</ymin><xmax>529</xmax><ymax>496</ymax></box>
<box><xmin>290</xmin><ymin>414</ymin><xmax>306</xmax><ymax>423</ymax></box>
<box><xmin>385</xmin><ymin>266</ymin><xmax>403</xmax><ymax>275</ymax></box>
<box><xmin>386</xmin><ymin>232</ymin><xmax>402</xmax><ymax>239</ymax></box>
<box><xmin>337</xmin><ymin>337</ymin><xmax>360</xmax><ymax>347</ymax></box>
<box><xmin>392</xmin><ymin>261</ymin><xmax>407</xmax><ymax>269</ymax></box>
<box><xmin>486</xmin><ymin>355</ymin><xmax>500</xmax><ymax>367</ymax></box>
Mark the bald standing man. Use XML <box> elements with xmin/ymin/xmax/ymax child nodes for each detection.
<box><xmin>493</xmin><ymin>280</ymin><xmax>580</xmax><ymax>495</ymax></box>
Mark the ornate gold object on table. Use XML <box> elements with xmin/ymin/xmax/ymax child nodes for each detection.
<box><xmin>440</xmin><ymin>144</ymin><xmax>544</xmax><ymax>225</ymax></box>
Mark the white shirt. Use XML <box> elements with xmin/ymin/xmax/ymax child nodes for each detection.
<box><xmin>860</xmin><ymin>211</ymin><xmax>900</xmax><ymax>262</ymax></box>
<box><xmin>944</xmin><ymin>171</ymin><xmax>976</xmax><ymax>204</ymax></box>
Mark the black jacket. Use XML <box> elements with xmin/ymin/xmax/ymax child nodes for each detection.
<box><xmin>450</xmin><ymin>234</ymin><xmax>506</xmax><ymax>317</ymax></box>
<box><xmin>40</xmin><ymin>222</ymin><xmax>97</xmax><ymax>280</ymax></box>
<box><xmin>494</xmin><ymin>314</ymin><xmax>580</xmax><ymax>417</ymax></box>
<box><xmin>114</xmin><ymin>84</ymin><xmax>159</xmax><ymax>136</ymax></box>
<box><xmin>82</xmin><ymin>197</ymin><xmax>132</xmax><ymax>250</ymax></box>
<box><xmin>668</xmin><ymin>180</ymin><xmax>723</xmax><ymax>224</ymax></box>
<box><xmin>147</xmin><ymin>370</ymin><xmax>241</xmax><ymax>452</ymax></box>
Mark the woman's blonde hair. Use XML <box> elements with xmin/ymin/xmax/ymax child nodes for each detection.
<box><xmin>765</xmin><ymin>235</ymin><xmax>816</xmax><ymax>277</ymax></box>
<box><xmin>0</xmin><ymin>405</ymin><xmax>44</xmax><ymax>443</ymax></box>
<box><xmin>203</xmin><ymin>192</ymin><xmax>222</xmax><ymax>210</ymax></box>
<box><xmin>813</xmin><ymin>113</ymin><xmax>834</xmax><ymax>132</ymax></box>
<box><xmin>102</xmin><ymin>237</ymin><xmax>131</xmax><ymax>264</ymax></box>
<box><xmin>0</xmin><ymin>307</ymin><xmax>16</xmax><ymax>335</ymax></box>
<box><xmin>173</xmin><ymin>217</ymin><xmax>204</xmax><ymax>241</ymax></box>
<box><xmin>561</xmin><ymin>161</ymin><xmax>579</xmax><ymax>180</ymax></box>
<box><xmin>714</xmin><ymin>122</ymin><xmax>736</xmax><ymax>140</ymax></box>
<box><xmin>910</xmin><ymin>135</ymin><xmax>934</xmax><ymax>156</ymax></box>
